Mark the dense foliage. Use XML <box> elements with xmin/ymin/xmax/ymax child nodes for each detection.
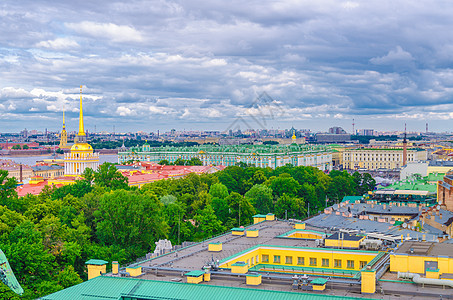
<box><xmin>0</xmin><ymin>164</ymin><xmax>374</xmax><ymax>299</ymax></box>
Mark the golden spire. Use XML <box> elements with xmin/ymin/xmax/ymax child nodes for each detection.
<box><xmin>62</xmin><ymin>105</ymin><xmax>65</xmax><ymax>129</ymax></box>
<box><xmin>78</xmin><ymin>85</ymin><xmax>85</xmax><ymax>136</ymax></box>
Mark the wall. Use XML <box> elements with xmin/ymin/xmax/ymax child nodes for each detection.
<box><xmin>390</xmin><ymin>254</ymin><xmax>453</xmax><ymax>274</ymax></box>
<box><xmin>219</xmin><ymin>246</ymin><xmax>379</xmax><ymax>272</ymax></box>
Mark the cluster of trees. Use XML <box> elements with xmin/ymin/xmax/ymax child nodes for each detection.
<box><xmin>351</xmin><ymin>135</ymin><xmax>423</xmax><ymax>144</ymax></box>
<box><xmin>0</xmin><ymin>163</ymin><xmax>375</xmax><ymax>299</ymax></box>
<box><xmin>11</xmin><ymin>145</ymin><xmax>29</xmax><ymax>150</ymax></box>
<box><xmin>158</xmin><ymin>157</ymin><xmax>203</xmax><ymax>166</ymax></box>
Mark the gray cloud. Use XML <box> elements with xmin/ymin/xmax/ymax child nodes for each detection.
<box><xmin>1</xmin><ymin>0</ymin><xmax>453</xmax><ymax>132</ymax></box>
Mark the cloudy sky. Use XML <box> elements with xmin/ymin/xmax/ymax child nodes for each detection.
<box><xmin>1</xmin><ymin>1</ymin><xmax>453</xmax><ymax>133</ymax></box>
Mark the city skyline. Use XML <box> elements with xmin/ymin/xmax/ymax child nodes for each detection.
<box><xmin>2</xmin><ymin>1</ymin><xmax>453</xmax><ymax>132</ymax></box>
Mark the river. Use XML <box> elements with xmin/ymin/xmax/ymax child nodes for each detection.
<box><xmin>5</xmin><ymin>154</ymin><xmax>118</xmax><ymax>166</ymax></box>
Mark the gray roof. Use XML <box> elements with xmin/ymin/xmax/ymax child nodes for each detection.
<box><xmin>32</xmin><ymin>165</ymin><xmax>64</xmax><ymax>171</ymax></box>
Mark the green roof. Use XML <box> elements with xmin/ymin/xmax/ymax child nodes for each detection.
<box><xmin>311</xmin><ymin>278</ymin><xmax>328</xmax><ymax>285</ymax></box>
<box><xmin>341</xmin><ymin>196</ymin><xmax>362</xmax><ymax>203</ymax></box>
<box><xmin>253</xmin><ymin>214</ymin><xmax>267</xmax><ymax>218</ymax></box>
<box><xmin>276</xmin><ymin>229</ymin><xmax>329</xmax><ymax>238</ymax></box>
<box><xmin>231</xmin><ymin>227</ymin><xmax>245</xmax><ymax>231</ymax></box>
<box><xmin>41</xmin><ymin>276</ymin><xmax>368</xmax><ymax>300</ymax></box>
<box><xmin>185</xmin><ymin>270</ymin><xmax>205</xmax><ymax>277</ymax></box>
<box><xmin>232</xmin><ymin>261</ymin><xmax>248</xmax><ymax>266</ymax></box>
<box><xmin>85</xmin><ymin>259</ymin><xmax>108</xmax><ymax>265</ymax></box>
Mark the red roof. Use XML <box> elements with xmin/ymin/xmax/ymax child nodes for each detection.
<box><xmin>16</xmin><ymin>180</ymin><xmax>63</xmax><ymax>197</ymax></box>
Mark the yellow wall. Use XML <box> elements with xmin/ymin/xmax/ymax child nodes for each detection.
<box><xmin>231</xmin><ymin>263</ymin><xmax>249</xmax><ymax>274</ymax></box>
<box><xmin>294</xmin><ymin>223</ymin><xmax>306</xmax><ymax>229</ymax></box>
<box><xmin>208</xmin><ymin>243</ymin><xmax>222</xmax><ymax>252</ymax></box>
<box><xmin>361</xmin><ymin>269</ymin><xmax>376</xmax><ymax>294</ymax></box>
<box><xmin>313</xmin><ymin>284</ymin><xmax>326</xmax><ymax>291</ymax></box>
<box><xmin>289</xmin><ymin>232</ymin><xmax>323</xmax><ymax>239</ymax></box>
<box><xmin>246</xmin><ymin>274</ymin><xmax>262</xmax><ymax>285</ymax></box>
<box><xmin>246</xmin><ymin>230</ymin><xmax>259</xmax><ymax>238</ymax></box>
<box><xmin>253</xmin><ymin>217</ymin><xmax>265</xmax><ymax>224</ymax></box>
<box><xmin>126</xmin><ymin>266</ymin><xmax>142</xmax><ymax>277</ymax></box>
<box><xmin>187</xmin><ymin>276</ymin><xmax>203</xmax><ymax>284</ymax></box>
<box><xmin>112</xmin><ymin>261</ymin><xmax>119</xmax><ymax>275</ymax></box>
<box><xmin>232</xmin><ymin>230</ymin><xmax>245</xmax><ymax>236</ymax></box>
<box><xmin>390</xmin><ymin>254</ymin><xmax>453</xmax><ymax>274</ymax></box>
<box><xmin>325</xmin><ymin>237</ymin><xmax>365</xmax><ymax>249</ymax></box>
<box><xmin>219</xmin><ymin>246</ymin><xmax>379</xmax><ymax>272</ymax></box>
<box><xmin>87</xmin><ymin>264</ymin><xmax>106</xmax><ymax>280</ymax></box>
<box><xmin>203</xmin><ymin>273</ymin><xmax>211</xmax><ymax>282</ymax></box>
<box><xmin>266</xmin><ymin>214</ymin><xmax>275</xmax><ymax>221</ymax></box>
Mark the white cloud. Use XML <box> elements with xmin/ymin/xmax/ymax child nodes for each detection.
<box><xmin>35</xmin><ymin>38</ymin><xmax>79</xmax><ymax>50</ymax></box>
<box><xmin>370</xmin><ymin>46</ymin><xmax>414</xmax><ymax>65</ymax></box>
<box><xmin>66</xmin><ymin>21</ymin><xmax>143</xmax><ymax>43</ymax></box>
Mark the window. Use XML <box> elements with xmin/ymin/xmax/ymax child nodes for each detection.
<box><xmin>322</xmin><ymin>258</ymin><xmax>329</xmax><ymax>267</ymax></box>
<box><xmin>285</xmin><ymin>256</ymin><xmax>293</xmax><ymax>264</ymax></box>
<box><xmin>262</xmin><ymin>255</ymin><xmax>269</xmax><ymax>263</ymax></box>
<box><xmin>360</xmin><ymin>261</ymin><xmax>367</xmax><ymax>269</ymax></box>
<box><xmin>273</xmin><ymin>255</ymin><xmax>281</xmax><ymax>263</ymax></box>
<box><xmin>347</xmin><ymin>260</ymin><xmax>355</xmax><ymax>269</ymax></box>
<box><xmin>309</xmin><ymin>258</ymin><xmax>317</xmax><ymax>266</ymax></box>
<box><xmin>334</xmin><ymin>259</ymin><xmax>342</xmax><ymax>268</ymax></box>
<box><xmin>297</xmin><ymin>257</ymin><xmax>305</xmax><ymax>265</ymax></box>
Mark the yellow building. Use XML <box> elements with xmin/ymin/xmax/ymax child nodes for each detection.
<box><xmin>219</xmin><ymin>245</ymin><xmax>380</xmax><ymax>275</ymax></box>
<box><xmin>343</xmin><ymin>148</ymin><xmax>427</xmax><ymax>170</ymax></box>
<box><xmin>64</xmin><ymin>86</ymin><xmax>99</xmax><ymax>176</ymax></box>
<box><xmin>390</xmin><ymin>241</ymin><xmax>453</xmax><ymax>275</ymax></box>
<box><xmin>324</xmin><ymin>232</ymin><xmax>365</xmax><ymax>249</ymax></box>
<box><xmin>59</xmin><ymin>107</ymin><xmax>69</xmax><ymax>149</ymax></box>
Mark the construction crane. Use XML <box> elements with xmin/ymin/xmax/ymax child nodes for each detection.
<box><xmin>0</xmin><ymin>249</ymin><xmax>24</xmax><ymax>295</ymax></box>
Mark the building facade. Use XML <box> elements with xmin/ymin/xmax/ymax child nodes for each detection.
<box><xmin>64</xmin><ymin>86</ymin><xmax>99</xmax><ymax>176</ymax></box>
<box><xmin>343</xmin><ymin>148</ymin><xmax>427</xmax><ymax>170</ymax></box>
<box><xmin>119</xmin><ymin>144</ymin><xmax>333</xmax><ymax>170</ymax></box>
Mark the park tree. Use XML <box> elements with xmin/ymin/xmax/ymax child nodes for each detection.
<box><xmin>95</xmin><ymin>190</ymin><xmax>167</xmax><ymax>256</ymax></box>
<box><xmin>226</xmin><ymin>192</ymin><xmax>256</xmax><ymax>227</ymax></box>
<box><xmin>93</xmin><ymin>163</ymin><xmax>128</xmax><ymax>190</ymax></box>
<box><xmin>193</xmin><ymin>204</ymin><xmax>225</xmax><ymax>240</ymax></box>
<box><xmin>0</xmin><ymin>170</ymin><xmax>18</xmax><ymax>205</ymax></box>
<box><xmin>244</xmin><ymin>184</ymin><xmax>273</xmax><ymax>214</ymax></box>
<box><xmin>267</xmin><ymin>173</ymin><xmax>301</xmax><ymax>197</ymax></box>
<box><xmin>274</xmin><ymin>194</ymin><xmax>306</xmax><ymax>220</ymax></box>
<box><xmin>209</xmin><ymin>183</ymin><xmax>229</xmax><ymax>199</ymax></box>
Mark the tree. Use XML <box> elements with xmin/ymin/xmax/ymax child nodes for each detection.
<box><xmin>209</xmin><ymin>183</ymin><xmax>229</xmax><ymax>199</ymax></box>
<box><xmin>93</xmin><ymin>163</ymin><xmax>128</xmax><ymax>190</ymax></box>
<box><xmin>275</xmin><ymin>193</ymin><xmax>306</xmax><ymax>220</ymax></box>
<box><xmin>160</xmin><ymin>195</ymin><xmax>177</xmax><ymax>206</ymax></box>
<box><xmin>244</xmin><ymin>184</ymin><xmax>273</xmax><ymax>214</ymax></box>
<box><xmin>0</xmin><ymin>170</ymin><xmax>18</xmax><ymax>204</ymax></box>
<box><xmin>211</xmin><ymin>197</ymin><xmax>229</xmax><ymax>225</ymax></box>
<box><xmin>267</xmin><ymin>173</ymin><xmax>301</xmax><ymax>197</ymax></box>
<box><xmin>158</xmin><ymin>159</ymin><xmax>171</xmax><ymax>165</ymax></box>
<box><xmin>193</xmin><ymin>205</ymin><xmax>225</xmax><ymax>240</ymax></box>
<box><xmin>226</xmin><ymin>192</ymin><xmax>256</xmax><ymax>227</ymax></box>
<box><xmin>173</xmin><ymin>158</ymin><xmax>186</xmax><ymax>166</ymax></box>
<box><xmin>188</xmin><ymin>157</ymin><xmax>203</xmax><ymax>166</ymax></box>
<box><xmin>11</xmin><ymin>145</ymin><xmax>21</xmax><ymax>150</ymax></box>
<box><xmin>81</xmin><ymin>168</ymin><xmax>95</xmax><ymax>185</ymax></box>
<box><xmin>95</xmin><ymin>190</ymin><xmax>167</xmax><ymax>256</ymax></box>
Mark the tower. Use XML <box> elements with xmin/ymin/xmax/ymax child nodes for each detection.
<box><xmin>402</xmin><ymin>123</ymin><xmax>407</xmax><ymax>166</ymax></box>
<box><xmin>59</xmin><ymin>106</ymin><xmax>68</xmax><ymax>148</ymax></box>
<box><xmin>64</xmin><ymin>86</ymin><xmax>99</xmax><ymax>176</ymax></box>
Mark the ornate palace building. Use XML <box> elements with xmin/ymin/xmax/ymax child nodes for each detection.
<box><xmin>119</xmin><ymin>143</ymin><xmax>333</xmax><ymax>170</ymax></box>
<box><xmin>64</xmin><ymin>86</ymin><xmax>99</xmax><ymax>176</ymax></box>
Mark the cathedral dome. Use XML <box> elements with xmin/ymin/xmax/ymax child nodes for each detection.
<box><xmin>70</xmin><ymin>142</ymin><xmax>93</xmax><ymax>152</ymax></box>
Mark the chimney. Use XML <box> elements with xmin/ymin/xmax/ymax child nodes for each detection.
<box><xmin>440</xmin><ymin>213</ymin><xmax>443</xmax><ymax>220</ymax></box>
<box><xmin>436</xmin><ymin>210</ymin><xmax>440</xmax><ymax>216</ymax></box>
<box><xmin>383</xmin><ymin>204</ymin><xmax>386</xmax><ymax>209</ymax></box>
<box><xmin>419</xmin><ymin>205</ymin><xmax>421</xmax><ymax>211</ymax></box>
<box><xmin>371</xmin><ymin>203</ymin><xmax>374</xmax><ymax>208</ymax></box>
<box><xmin>19</xmin><ymin>164</ymin><xmax>23</xmax><ymax>182</ymax></box>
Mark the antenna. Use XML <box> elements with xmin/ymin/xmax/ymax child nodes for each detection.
<box><xmin>426</xmin><ymin>123</ymin><xmax>428</xmax><ymax>134</ymax></box>
<box><xmin>352</xmin><ymin>118</ymin><xmax>355</xmax><ymax>135</ymax></box>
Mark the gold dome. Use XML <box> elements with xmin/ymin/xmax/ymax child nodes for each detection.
<box><xmin>70</xmin><ymin>142</ymin><xmax>93</xmax><ymax>152</ymax></box>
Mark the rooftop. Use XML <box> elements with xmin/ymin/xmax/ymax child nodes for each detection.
<box><xmin>395</xmin><ymin>241</ymin><xmax>453</xmax><ymax>258</ymax></box>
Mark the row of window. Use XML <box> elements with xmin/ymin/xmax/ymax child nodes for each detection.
<box><xmin>260</xmin><ymin>255</ymin><xmax>367</xmax><ymax>269</ymax></box>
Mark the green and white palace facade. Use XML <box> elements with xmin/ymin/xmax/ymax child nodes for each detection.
<box><xmin>118</xmin><ymin>144</ymin><xmax>333</xmax><ymax>170</ymax></box>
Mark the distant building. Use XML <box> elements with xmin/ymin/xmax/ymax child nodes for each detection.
<box><xmin>358</xmin><ymin>129</ymin><xmax>375</xmax><ymax>136</ymax></box>
<box><xmin>119</xmin><ymin>144</ymin><xmax>333</xmax><ymax>170</ymax></box>
<box><xmin>328</xmin><ymin>127</ymin><xmax>346</xmax><ymax>134</ymax></box>
<box><xmin>315</xmin><ymin>133</ymin><xmax>351</xmax><ymax>143</ymax></box>
<box><xmin>343</xmin><ymin>148</ymin><xmax>427</xmax><ymax>170</ymax></box>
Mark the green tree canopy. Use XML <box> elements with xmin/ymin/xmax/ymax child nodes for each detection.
<box><xmin>93</xmin><ymin>163</ymin><xmax>128</xmax><ymax>190</ymax></box>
